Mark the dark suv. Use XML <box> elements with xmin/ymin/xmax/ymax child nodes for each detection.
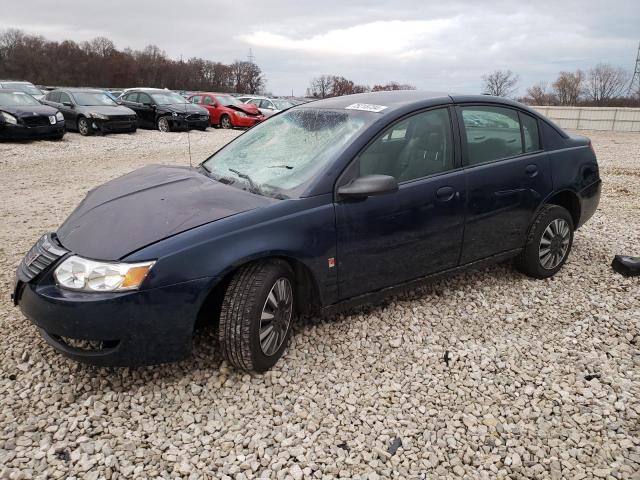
<box><xmin>14</xmin><ymin>91</ymin><xmax>601</xmax><ymax>371</ymax></box>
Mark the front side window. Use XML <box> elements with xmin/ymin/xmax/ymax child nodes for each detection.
<box><xmin>46</xmin><ymin>91</ymin><xmax>61</xmax><ymax>103</ymax></box>
<box><xmin>202</xmin><ymin>108</ymin><xmax>373</xmax><ymax>197</ymax></box>
<box><xmin>203</xmin><ymin>96</ymin><xmax>214</xmax><ymax>105</ymax></box>
<box><xmin>138</xmin><ymin>93</ymin><xmax>153</xmax><ymax>104</ymax></box>
<box><xmin>124</xmin><ymin>92</ymin><xmax>139</xmax><ymax>103</ymax></box>
<box><xmin>461</xmin><ymin>106</ymin><xmax>523</xmax><ymax>165</ymax></box>
<box><xmin>359</xmin><ymin>108</ymin><xmax>454</xmax><ymax>182</ymax></box>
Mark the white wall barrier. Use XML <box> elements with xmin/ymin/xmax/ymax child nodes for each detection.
<box><xmin>531</xmin><ymin>106</ymin><xmax>640</xmax><ymax>132</ymax></box>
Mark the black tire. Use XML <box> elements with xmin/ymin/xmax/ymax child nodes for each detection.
<box><xmin>517</xmin><ymin>205</ymin><xmax>574</xmax><ymax>279</ymax></box>
<box><xmin>157</xmin><ymin>116</ymin><xmax>172</xmax><ymax>132</ymax></box>
<box><xmin>219</xmin><ymin>259</ymin><xmax>295</xmax><ymax>372</ymax></box>
<box><xmin>220</xmin><ymin>114</ymin><xmax>232</xmax><ymax>129</ymax></box>
<box><xmin>128</xmin><ymin>127</ymin><xmax>137</xmax><ymax>134</ymax></box>
<box><xmin>77</xmin><ymin>117</ymin><xmax>92</xmax><ymax>136</ymax></box>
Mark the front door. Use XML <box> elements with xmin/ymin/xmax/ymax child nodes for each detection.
<box><xmin>336</xmin><ymin>106</ymin><xmax>466</xmax><ymax>299</ymax></box>
<box><xmin>457</xmin><ymin>104</ymin><xmax>553</xmax><ymax>264</ymax></box>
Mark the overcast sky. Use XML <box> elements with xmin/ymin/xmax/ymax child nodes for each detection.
<box><xmin>2</xmin><ymin>0</ymin><xmax>638</xmax><ymax>96</ymax></box>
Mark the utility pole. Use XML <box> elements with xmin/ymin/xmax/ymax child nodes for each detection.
<box><xmin>628</xmin><ymin>41</ymin><xmax>640</xmax><ymax>96</ymax></box>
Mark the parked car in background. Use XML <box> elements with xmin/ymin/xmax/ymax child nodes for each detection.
<box><xmin>0</xmin><ymin>89</ymin><xmax>65</xmax><ymax>140</ymax></box>
<box><xmin>13</xmin><ymin>91</ymin><xmax>601</xmax><ymax>371</ymax></box>
<box><xmin>0</xmin><ymin>81</ymin><xmax>45</xmax><ymax>101</ymax></box>
<box><xmin>188</xmin><ymin>92</ymin><xmax>264</xmax><ymax>129</ymax></box>
<box><xmin>238</xmin><ymin>96</ymin><xmax>294</xmax><ymax>117</ymax></box>
<box><xmin>118</xmin><ymin>88</ymin><xmax>209</xmax><ymax>132</ymax></box>
<box><xmin>42</xmin><ymin>88</ymin><xmax>137</xmax><ymax>136</ymax></box>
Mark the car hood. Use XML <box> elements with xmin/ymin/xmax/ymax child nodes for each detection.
<box><xmin>1</xmin><ymin>104</ymin><xmax>58</xmax><ymax>117</ymax></box>
<box><xmin>227</xmin><ymin>103</ymin><xmax>260</xmax><ymax>115</ymax></box>
<box><xmin>163</xmin><ymin>103</ymin><xmax>207</xmax><ymax>114</ymax></box>
<box><xmin>78</xmin><ymin>105</ymin><xmax>135</xmax><ymax>116</ymax></box>
<box><xmin>56</xmin><ymin>165</ymin><xmax>275</xmax><ymax>260</ymax></box>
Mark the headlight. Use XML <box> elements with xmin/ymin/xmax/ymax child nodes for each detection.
<box><xmin>88</xmin><ymin>112</ymin><xmax>109</xmax><ymax>120</ymax></box>
<box><xmin>235</xmin><ymin>111</ymin><xmax>248</xmax><ymax>118</ymax></box>
<box><xmin>55</xmin><ymin>112</ymin><xmax>64</xmax><ymax>121</ymax></box>
<box><xmin>54</xmin><ymin>256</ymin><xmax>155</xmax><ymax>292</ymax></box>
<box><xmin>1</xmin><ymin>111</ymin><xmax>18</xmax><ymax>125</ymax></box>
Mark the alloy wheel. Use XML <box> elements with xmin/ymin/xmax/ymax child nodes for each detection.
<box><xmin>158</xmin><ymin>117</ymin><xmax>170</xmax><ymax>132</ymax></box>
<box><xmin>221</xmin><ymin>116</ymin><xmax>231</xmax><ymax>129</ymax></box>
<box><xmin>78</xmin><ymin>118</ymin><xmax>89</xmax><ymax>135</ymax></box>
<box><xmin>539</xmin><ymin>218</ymin><xmax>571</xmax><ymax>270</ymax></box>
<box><xmin>259</xmin><ymin>277</ymin><xmax>293</xmax><ymax>356</ymax></box>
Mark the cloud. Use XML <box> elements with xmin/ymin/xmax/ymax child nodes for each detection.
<box><xmin>239</xmin><ymin>19</ymin><xmax>454</xmax><ymax>57</ymax></box>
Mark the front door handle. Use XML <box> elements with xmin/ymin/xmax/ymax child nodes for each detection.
<box><xmin>436</xmin><ymin>186</ymin><xmax>457</xmax><ymax>202</ymax></box>
<box><xmin>525</xmin><ymin>164</ymin><xmax>538</xmax><ymax>177</ymax></box>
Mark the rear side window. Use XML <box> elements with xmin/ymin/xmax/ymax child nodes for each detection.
<box><xmin>520</xmin><ymin>112</ymin><xmax>540</xmax><ymax>152</ymax></box>
<box><xmin>190</xmin><ymin>95</ymin><xmax>202</xmax><ymax>104</ymax></box>
<box><xmin>461</xmin><ymin>106</ymin><xmax>523</xmax><ymax>165</ymax></box>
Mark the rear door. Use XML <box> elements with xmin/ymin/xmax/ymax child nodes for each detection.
<box><xmin>203</xmin><ymin>95</ymin><xmax>219</xmax><ymax>125</ymax></box>
<box><xmin>336</xmin><ymin>106</ymin><xmax>466</xmax><ymax>299</ymax></box>
<box><xmin>457</xmin><ymin>104</ymin><xmax>552</xmax><ymax>263</ymax></box>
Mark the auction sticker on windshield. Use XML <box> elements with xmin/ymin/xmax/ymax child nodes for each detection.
<box><xmin>345</xmin><ymin>103</ymin><xmax>388</xmax><ymax>113</ymax></box>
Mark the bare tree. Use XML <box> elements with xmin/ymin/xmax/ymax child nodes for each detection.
<box><xmin>372</xmin><ymin>81</ymin><xmax>416</xmax><ymax>91</ymax></box>
<box><xmin>525</xmin><ymin>81</ymin><xmax>556</xmax><ymax>105</ymax></box>
<box><xmin>230</xmin><ymin>60</ymin><xmax>264</xmax><ymax>94</ymax></box>
<box><xmin>309</xmin><ymin>75</ymin><xmax>334</xmax><ymax>98</ymax></box>
<box><xmin>585</xmin><ymin>64</ymin><xmax>629</xmax><ymax>104</ymax></box>
<box><xmin>552</xmin><ymin>70</ymin><xmax>584</xmax><ymax>105</ymax></box>
<box><xmin>481</xmin><ymin>70</ymin><xmax>519</xmax><ymax>97</ymax></box>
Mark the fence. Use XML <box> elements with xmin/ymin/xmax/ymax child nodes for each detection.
<box><xmin>531</xmin><ymin>106</ymin><xmax>640</xmax><ymax>132</ymax></box>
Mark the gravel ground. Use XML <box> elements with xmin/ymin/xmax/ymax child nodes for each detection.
<box><xmin>0</xmin><ymin>129</ymin><xmax>638</xmax><ymax>480</ymax></box>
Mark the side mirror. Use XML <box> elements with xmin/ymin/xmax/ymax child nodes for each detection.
<box><xmin>337</xmin><ymin>174</ymin><xmax>399</xmax><ymax>199</ymax></box>
<box><xmin>62</xmin><ymin>101</ymin><xmax>73</xmax><ymax>108</ymax></box>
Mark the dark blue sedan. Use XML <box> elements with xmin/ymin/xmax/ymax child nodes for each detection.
<box><xmin>13</xmin><ymin>91</ymin><xmax>601</xmax><ymax>371</ymax></box>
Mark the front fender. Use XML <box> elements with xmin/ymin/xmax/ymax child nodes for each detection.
<box><xmin>125</xmin><ymin>194</ymin><xmax>338</xmax><ymax>306</ymax></box>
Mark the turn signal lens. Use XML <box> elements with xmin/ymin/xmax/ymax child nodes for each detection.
<box><xmin>122</xmin><ymin>265</ymin><xmax>153</xmax><ymax>288</ymax></box>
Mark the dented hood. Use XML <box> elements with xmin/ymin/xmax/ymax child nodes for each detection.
<box><xmin>57</xmin><ymin>165</ymin><xmax>274</xmax><ymax>260</ymax></box>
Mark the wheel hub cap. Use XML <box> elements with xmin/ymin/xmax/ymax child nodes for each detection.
<box><xmin>259</xmin><ymin>278</ymin><xmax>293</xmax><ymax>356</ymax></box>
<box><xmin>539</xmin><ymin>218</ymin><xmax>570</xmax><ymax>270</ymax></box>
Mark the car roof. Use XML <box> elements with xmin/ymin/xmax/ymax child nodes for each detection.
<box><xmin>0</xmin><ymin>80</ymin><xmax>34</xmax><ymax>84</ymax></box>
<box><xmin>51</xmin><ymin>87</ymin><xmax>106</xmax><ymax>93</ymax></box>
<box><xmin>0</xmin><ymin>88</ymin><xmax>27</xmax><ymax>93</ymax></box>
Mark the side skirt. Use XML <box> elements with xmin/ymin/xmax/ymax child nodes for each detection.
<box><xmin>320</xmin><ymin>248</ymin><xmax>522</xmax><ymax>317</ymax></box>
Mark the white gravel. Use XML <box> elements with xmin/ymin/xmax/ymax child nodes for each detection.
<box><xmin>0</xmin><ymin>129</ymin><xmax>638</xmax><ymax>479</ymax></box>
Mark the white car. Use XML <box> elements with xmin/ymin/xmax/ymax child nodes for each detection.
<box><xmin>238</xmin><ymin>96</ymin><xmax>294</xmax><ymax>117</ymax></box>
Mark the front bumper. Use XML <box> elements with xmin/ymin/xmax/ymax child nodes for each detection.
<box><xmin>0</xmin><ymin>122</ymin><xmax>65</xmax><ymax>140</ymax></box>
<box><xmin>170</xmin><ymin>116</ymin><xmax>209</xmax><ymax>130</ymax></box>
<box><xmin>234</xmin><ymin>115</ymin><xmax>263</xmax><ymax>128</ymax></box>
<box><xmin>91</xmin><ymin>117</ymin><xmax>137</xmax><ymax>133</ymax></box>
<box><xmin>15</xmin><ymin>267</ymin><xmax>212</xmax><ymax>367</ymax></box>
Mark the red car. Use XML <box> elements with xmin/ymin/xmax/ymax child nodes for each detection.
<box><xmin>188</xmin><ymin>92</ymin><xmax>264</xmax><ymax>129</ymax></box>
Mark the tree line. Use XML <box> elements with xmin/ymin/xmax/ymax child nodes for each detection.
<box><xmin>482</xmin><ymin>65</ymin><xmax>640</xmax><ymax>107</ymax></box>
<box><xmin>0</xmin><ymin>29</ymin><xmax>265</xmax><ymax>94</ymax></box>
<box><xmin>307</xmin><ymin>75</ymin><xmax>416</xmax><ymax>98</ymax></box>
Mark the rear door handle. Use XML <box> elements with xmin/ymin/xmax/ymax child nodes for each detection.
<box><xmin>436</xmin><ymin>186</ymin><xmax>457</xmax><ymax>202</ymax></box>
<box><xmin>525</xmin><ymin>164</ymin><xmax>538</xmax><ymax>177</ymax></box>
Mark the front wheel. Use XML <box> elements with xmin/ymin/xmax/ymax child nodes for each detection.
<box><xmin>517</xmin><ymin>205</ymin><xmax>574</xmax><ymax>279</ymax></box>
<box><xmin>219</xmin><ymin>260</ymin><xmax>295</xmax><ymax>372</ymax></box>
<box><xmin>219</xmin><ymin>114</ymin><xmax>232</xmax><ymax>129</ymax></box>
<box><xmin>77</xmin><ymin>117</ymin><xmax>92</xmax><ymax>136</ymax></box>
<box><xmin>157</xmin><ymin>116</ymin><xmax>171</xmax><ymax>132</ymax></box>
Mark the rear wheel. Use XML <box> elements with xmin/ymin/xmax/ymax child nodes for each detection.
<box><xmin>220</xmin><ymin>114</ymin><xmax>232</xmax><ymax>129</ymax></box>
<box><xmin>219</xmin><ymin>260</ymin><xmax>295</xmax><ymax>372</ymax></box>
<box><xmin>157</xmin><ymin>116</ymin><xmax>171</xmax><ymax>132</ymax></box>
<box><xmin>517</xmin><ymin>205</ymin><xmax>574</xmax><ymax>279</ymax></box>
<box><xmin>77</xmin><ymin>117</ymin><xmax>92</xmax><ymax>136</ymax></box>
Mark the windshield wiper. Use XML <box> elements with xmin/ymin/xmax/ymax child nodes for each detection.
<box><xmin>268</xmin><ymin>164</ymin><xmax>293</xmax><ymax>170</ymax></box>
<box><xmin>229</xmin><ymin>168</ymin><xmax>262</xmax><ymax>195</ymax></box>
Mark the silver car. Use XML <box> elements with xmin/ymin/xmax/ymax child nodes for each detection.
<box><xmin>238</xmin><ymin>96</ymin><xmax>294</xmax><ymax>117</ymax></box>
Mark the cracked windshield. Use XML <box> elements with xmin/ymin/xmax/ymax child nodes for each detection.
<box><xmin>202</xmin><ymin>109</ymin><xmax>370</xmax><ymax>196</ymax></box>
